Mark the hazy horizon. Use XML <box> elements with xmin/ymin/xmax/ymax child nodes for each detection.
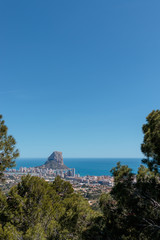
<box><xmin>17</xmin><ymin>156</ymin><xmax>143</xmax><ymax>159</ymax></box>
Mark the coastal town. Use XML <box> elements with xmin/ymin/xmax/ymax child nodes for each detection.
<box><xmin>3</xmin><ymin>165</ymin><xmax>114</xmax><ymax>207</ymax></box>
<box><xmin>2</xmin><ymin>151</ymin><xmax>114</xmax><ymax>208</ymax></box>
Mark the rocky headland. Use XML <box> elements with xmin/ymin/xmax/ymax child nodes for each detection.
<box><xmin>40</xmin><ymin>151</ymin><xmax>69</xmax><ymax>169</ymax></box>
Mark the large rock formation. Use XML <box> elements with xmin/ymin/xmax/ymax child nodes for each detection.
<box><xmin>40</xmin><ymin>151</ymin><xmax>68</xmax><ymax>169</ymax></box>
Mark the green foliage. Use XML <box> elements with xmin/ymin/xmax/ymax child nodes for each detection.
<box><xmin>0</xmin><ymin>175</ymin><xmax>98</xmax><ymax>240</ymax></box>
<box><xmin>52</xmin><ymin>175</ymin><xmax>74</xmax><ymax>198</ymax></box>
<box><xmin>95</xmin><ymin>110</ymin><xmax>160</xmax><ymax>239</ymax></box>
<box><xmin>0</xmin><ymin>223</ymin><xmax>22</xmax><ymax>240</ymax></box>
<box><xmin>0</xmin><ymin>115</ymin><xmax>19</xmax><ymax>179</ymax></box>
<box><xmin>6</xmin><ymin>175</ymin><xmax>63</xmax><ymax>233</ymax></box>
<box><xmin>110</xmin><ymin>161</ymin><xmax>133</xmax><ymax>183</ymax></box>
<box><xmin>60</xmin><ymin>194</ymin><xmax>96</xmax><ymax>237</ymax></box>
<box><xmin>24</xmin><ymin>223</ymin><xmax>46</xmax><ymax>240</ymax></box>
<box><xmin>141</xmin><ymin>110</ymin><xmax>160</xmax><ymax>173</ymax></box>
<box><xmin>99</xmin><ymin>162</ymin><xmax>160</xmax><ymax>239</ymax></box>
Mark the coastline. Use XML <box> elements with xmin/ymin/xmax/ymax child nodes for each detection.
<box><xmin>14</xmin><ymin>158</ymin><xmax>142</xmax><ymax>176</ymax></box>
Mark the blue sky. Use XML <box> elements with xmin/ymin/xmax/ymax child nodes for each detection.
<box><xmin>0</xmin><ymin>0</ymin><xmax>160</xmax><ymax>158</ymax></box>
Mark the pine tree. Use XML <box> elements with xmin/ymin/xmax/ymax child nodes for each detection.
<box><xmin>0</xmin><ymin>115</ymin><xmax>19</xmax><ymax>180</ymax></box>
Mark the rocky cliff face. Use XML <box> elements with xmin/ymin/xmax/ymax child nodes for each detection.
<box><xmin>40</xmin><ymin>151</ymin><xmax>68</xmax><ymax>169</ymax></box>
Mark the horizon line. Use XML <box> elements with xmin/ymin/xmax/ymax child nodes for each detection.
<box><xmin>16</xmin><ymin>156</ymin><xmax>143</xmax><ymax>159</ymax></box>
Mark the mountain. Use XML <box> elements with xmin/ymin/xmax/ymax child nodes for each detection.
<box><xmin>40</xmin><ymin>151</ymin><xmax>69</xmax><ymax>169</ymax></box>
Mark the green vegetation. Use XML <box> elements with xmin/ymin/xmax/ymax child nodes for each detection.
<box><xmin>0</xmin><ymin>175</ymin><xmax>99</xmax><ymax>239</ymax></box>
<box><xmin>0</xmin><ymin>115</ymin><xmax>19</xmax><ymax>180</ymax></box>
<box><xmin>141</xmin><ymin>110</ymin><xmax>160</xmax><ymax>173</ymax></box>
<box><xmin>0</xmin><ymin>110</ymin><xmax>160</xmax><ymax>239</ymax></box>
<box><xmin>97</xmin><ymin>110</ymin><xmax>160</xmax><ymax>239</ymax></box>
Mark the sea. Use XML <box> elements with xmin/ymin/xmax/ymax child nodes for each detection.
<box><xmin>14</xmin><ymin>158</ymin><xmax>144</xmax><ymax>176</ymax></box>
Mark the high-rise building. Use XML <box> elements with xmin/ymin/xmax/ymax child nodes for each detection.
<box><xmin>72</xmin><ymin>168</ymin><xmax>75</xmax><ymax>177</ymax></box>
